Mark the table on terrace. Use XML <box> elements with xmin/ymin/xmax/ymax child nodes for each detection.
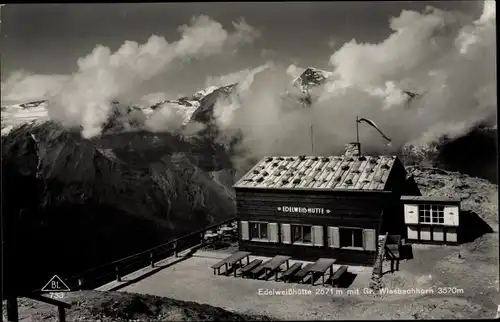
<box><xmin>224</xmin><ymin>251</ymin><xmax>251</xmax><ymax>277</ymax></box>
<box><xmin>261</xmin><ymin>255</ymin><xmax>291</xmax><ymax>281</ymax></box>
<box><xmin>308</xmin><ymin>258</ymin><xmax>336</xmax><ymax>286</ymax></box>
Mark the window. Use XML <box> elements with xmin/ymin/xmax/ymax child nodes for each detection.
<box><xmin>419</xmin><ymin>204</ymin><xmax>444</xmax><ymax>224</ymax></box>
<box><xmin>291</xmin><ymin>225</ymin><xmax>312</xmax><ymax>244</ymax></box>
<box><xmin>339</xmin><ymin>227</ymin><xmax>363</xmax><ymax>248</ymax></box>
<box><xmin>250</xmin><ymin>222</ymin><xmax>268</xmax><ymax>240</ymax></box>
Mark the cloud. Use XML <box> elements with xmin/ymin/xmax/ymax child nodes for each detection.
<box><xmin>319</xmin><ymin>1</ymin><xmax>496</xmax><ymax>146</ymax></box>
<box><xmin>285</xmin><ymin>64</ymin><xmax>304</xmax><ymax>80</ymax></box>
<box><xmin>209</xmin><ymin>63</ymin><xmax>274</xmax><ymax>130</ymax></box>
<box><xmin>1</xmin><ymin>71</ymin><xmax>69</xmax><ymax>104</ymax></box>
<box><xmin>260</xmin><ymin>48</ymin><xmax>278</xmax><ymax>58</ymax></box>
<box><xmin>144</xmin><ymin>102</ymin><xmax>186</xmax><ymax>133</ymax></box>
<box><xmin>4</xmin><ymin>15</ymin><xmax>259</xmax><ymax>138</ymax></box>
<box><xmin>213</xmin><ymin>1</ymin><xmax>496</xmax><ymax>165</ymax></box>
<box><xmin>139</xmin><ymin>92</ymin><xmax>175</xmax><ymax>107</ymax></box>
<box><xmin>205</xmin><ymin>62</ymin><xmax>272</xmax><ymax>89</ymax></box>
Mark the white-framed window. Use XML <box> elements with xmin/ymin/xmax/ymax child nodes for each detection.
<box><xmin>419</xmin><ymin>204</ymin><xmax>444</xmax><ymax>224</ymax></box>
<box><xmin>250</xmin><ymin>222</ymin><xmax>269</xmax><ymax>241</ymax></box>
<box><xmin>339</xmin><ymin>227</ymin><xmax>363</xmax><ymax>248</ymax></box>
<box><xmin>291</xmin><ymin>224</ymin><xmax>313</xmax><ymax>245</ymax></box>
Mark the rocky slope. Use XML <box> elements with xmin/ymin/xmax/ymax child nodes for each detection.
<box><xmin>2</xmin><ymin>120</ymin><xmax>236</xmax><ymax>295</ymax></box>
<box><xmin>2</xmin><ymin>291</ymin><xmax>275</xmax><ymax>322</ymax></box>
<box><xmin>402</xmin><ymin>124</ymin><xmax>497</xmax><ymax>183</ymax></box>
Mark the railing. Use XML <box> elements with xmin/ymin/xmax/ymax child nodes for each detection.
<box><xmin>384</xmin><ymin>235</ymin><xmax>401</xmax><ymax>273</ymax></box>
<box><xmin>384</xmin><ymin>245</ymin><xmax>396</xmax><ymax>259</ymax></box>
<box><xmin>60</xmin><ymin>217</ymin><xmax>238</xmax><ymax>291</ymax></box>
<box><xmin>8</xmin><ymin>294</ymin><xmax>71</xmax><ymax>322</ymax></box>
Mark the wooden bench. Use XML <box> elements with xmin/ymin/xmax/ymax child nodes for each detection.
<box><xmin>250</xmin><ymin>260</ymin><xmax>270</xmax><ymax>279</ymax></box>
<box><xmin>211</xmin><ymin>260</ymin><xmax>227</xmax><ymax>275</ymax></box>
<box><xmin>240</xmin><ymin>259</ymin><xmax>263</xmax><ymax>278</ymax></box>
<box><xmin>330</xmin><ymin>265</ymin><xmax>348</xmax><ymax>286</ymax></box>
<box><xmin>281</xmin><ymin>262</ymin><xmax>302</xmax><ymax>282</ymax></box>
<box><xmin>294</xmin><ymin>263</ymin><xmax>314</xmax><ymax>283</ymax></box>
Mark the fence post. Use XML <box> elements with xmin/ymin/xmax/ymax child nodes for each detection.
<box><xmin>115</xmin><ymin>266</ymin><xmax>121</xmax><ymax>282</ymax></box>
<box><xmin>6</xmin><ymin>297</ymin><xmax>19</xmax><ymax>322</ymax></box>
<box><xmin>150</xmin><ymin>252</ymin><xmax>154</xmax><ymax>268</ymax></box>
<box><xmin>58</xmin><ymin>306</ymin><xmax>66</xmax><ymax>322</ymax></box>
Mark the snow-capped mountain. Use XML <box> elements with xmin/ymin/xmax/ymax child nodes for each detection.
<box><xmin>1</xmin><ymin>67</ymin><xmax>334</xmax><ymax>136</ymax></box>
<box><xmin>190</xmin><ymin>83</ymin><xmax>238</xmax><ymax>124</ymax></box>
<box><xmin>125</xmin><ymin>86</ymin><xmax>223</xmax><ymax>126</ymax></box>
<box><xmin>1</xmin><ymin>100</ymin><xmax>50</xmax><ymax>135</ymax></box>
<box><xmin>147</xmin><ymin>97</ymin><xmax>202</xmax><ymax>126</ymax></box>
<box><xmin>282</xmin><ymin>67</ymin><xmax>334</xmax><ymax>108</ymax></box>
<box><xmin>0</xmin><ymin>86</ymin><xmax>225</xmax><ymax>136</ymax></box>
<box><xmin>292</xmin><ymin>67</ymin><xmax>333</xmax><ymax>93</ymax></box>
<box><xmin>192</xmin><ymin>86</ymin><xmax>219</xmax><ymax>101</ymax></box>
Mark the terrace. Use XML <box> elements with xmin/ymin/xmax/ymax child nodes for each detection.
<box><xmin>96</xmin><ymin>233</ymin><xmax>374</xmax><ymax>320</ymax></box>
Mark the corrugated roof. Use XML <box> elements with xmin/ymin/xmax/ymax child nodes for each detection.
<box><xmin>234</xmin><ymin>155</ymin><xmax>397</xmax><ymax>191</ymax></box>
<box><xmin>401</xmin><ymin>196</ymin><xmax>461</xmax><ymax>203</ymax></box>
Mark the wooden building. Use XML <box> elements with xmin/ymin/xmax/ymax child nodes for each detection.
<box><xmin>233</xmin><ymin>143</ymin><xmax>421</xmax><ymax>266</ymax></box>
<box><xmin>401</xmin><ymin>196</ymin><xmax>460</xmax><ymax>244</ymax></box>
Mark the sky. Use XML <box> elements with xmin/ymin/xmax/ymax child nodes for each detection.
<box><xmin>1</xmin><ymin>1</ymin><xmax>482</xmax><ymax>102</ymax></box>
<box><xmin>0</xmin><ymin>1</ymin><xmax>495</xmax><ymax>159</ymax></box>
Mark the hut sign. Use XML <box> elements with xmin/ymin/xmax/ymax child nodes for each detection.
<box><xmin>278</xmin><ymin>206</ymin><xmax>330</xmax><ymax>214</ymax></box>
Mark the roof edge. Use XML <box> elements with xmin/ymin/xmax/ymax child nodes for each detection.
<box><xmin>400</xmin><ymin>195</ymin><xmax>461</xmax><ymax>203</ymax></box>
<box><xmin>234</xmin><ymin>186</ymin><xmax>393</xmax><ymax>193</ymax></box>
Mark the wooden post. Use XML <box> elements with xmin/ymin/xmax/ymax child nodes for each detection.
<box><xmin>6</xmin><ymin>297</ymin><xmax>19</xmax><ymax>322</ymax></box>
<box><xmin>115</xmin><ymin>266</ymin><xmax>121</xmax><ymax>282</ymax></box>
<box><xmin>150</xmin><ymin>252</ymin><xmax>154</xmax><ymax>268</ymax></box>
<box><xmin>58</xmin><ymin>306</ymin><xmax>66</xmax><ymax>322</ymax></box>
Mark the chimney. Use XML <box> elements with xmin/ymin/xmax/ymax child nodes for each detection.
<box><xmin>344</xmin><ymin>142</ymin><xmax>361</xmax><ymax>157</ymax></box>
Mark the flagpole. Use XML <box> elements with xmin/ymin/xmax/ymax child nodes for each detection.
<box><xmin>310</xmin><ymin>95</ymin><xmax>314</xmax><ymax>154</ymax></box>
<box><xmin>310</xmin><ymin>124</ymin><xmax>314</xmax><ymax>154</ymax></box>
<box><xmin>356</xmin><ymin>116</ymin><xmax>360</xmax><ymax>154</ymax></box>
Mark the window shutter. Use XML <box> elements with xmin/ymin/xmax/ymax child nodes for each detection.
<box><xmin>313</xmin><ymin>226</ymin><xmax>324</xmax><ymax>246</ymax></box>
<box><xmin>240</xmin><ymin>221</ymin><xmax>249</xmax><ymax>240</ymax></box>
<box><xmin>268</xmin><ymin>223</ymin><xmax>278</xmax><ymax>243</ymax></box>
<box><xmin>281</xmin><ymin>223</ymin><xmax>291</xmax><ymax>244</ymax></box>
<box><xmin>404</xmin><ymin>204</ymin><xmax>419</xmax><ymax>224</ymax></box>
<box><xmin>443</xmin><ymin>205</ymin><xmax>459</xmax><ymax>226</ymax></box>
<box><xmin>328</xmin><ymin>227</ymin><xmax>340</xmax><ymax>248</ymax></box>
<box><xmin>363</xmin><ymin>229</ymin><xmax>376</xmax><ymax>251</ymax></box>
